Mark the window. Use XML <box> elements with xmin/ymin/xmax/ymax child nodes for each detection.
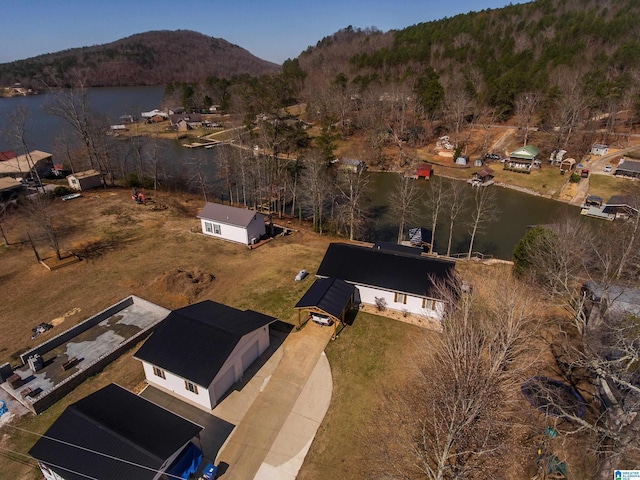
<box><xmin>204</xmin><ymin>221</ymin><xmax>213</xmax><ymax>233</ymax></box>
<box><xmin>422</xmin><ymin>299</ymin><xmax>437</xmax><ymax>310</ymax></box>
<box><xmin>185</xmin><ymin>380</ymin><xmax>198</xmax><ymax>394</ymax></box>
<box><xmin>394</xmin><ymin>293</ymin><xmax>407</xmax><ymax>304</ymax></box>
<box><xmin>213</xmin><ymin>223</ymin><xmax>221</xmax><ymax>234</ymax></box>
<box><xmin>153</xmin><ymin>366</ymin><xmax>165</xmax><ymax>379</ymax></box>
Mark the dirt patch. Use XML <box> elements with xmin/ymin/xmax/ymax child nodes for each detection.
<box><xmin>155</xmin><ymin>268</ymin><xmax>216</xmax><ymax>302</ymax></box>
<box><xmin>49</xmin><ymin>307</ymin><xmax>82</xmax><ymax>327</ymax></box>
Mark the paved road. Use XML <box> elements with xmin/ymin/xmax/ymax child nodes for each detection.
<box><xmin>215</xmin><ymin>322</ymin><xmax>333</xmax><ymax>480</ymax></box>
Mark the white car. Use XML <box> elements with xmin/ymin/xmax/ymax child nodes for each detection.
<box><xmin>604</xmin><ymin>165</ymin><xmax>612</xmax><ymax>173</ymax></box>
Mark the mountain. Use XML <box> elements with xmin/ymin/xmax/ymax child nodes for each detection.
<box><xmin>298</xmin><ymin>0</ymin><xmax>640</xmax><ymax>115</ymax></box>
<box><xmin>0</xmin><ymin>30</ymin><xmax>281</xmax><ymax>88</ymax></box>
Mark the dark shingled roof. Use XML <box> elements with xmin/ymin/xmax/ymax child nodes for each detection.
<box><xmin>294</xmin><ymin>277</ymin><xmax>355</xmax><ymax>320</ymax></box>
<box><xmin>316</xmin><ymin>243</ymin><xmax>455</xmax><ymax>298</ymax></box>
<box><xmin>135</xmin><ymin>301</ymin><xmax>276</xmax><ymax>386</ymax></box>
<box><xmin>372</xmin><ymin>242</ymin><xmax>423</xmax><ymax>256</ymax></box>
<box><xmin>197</xmin><ymin>202</ymin><xmax>265</xmax><ymax>228</ymax></box>
<box><xmin>28</xmin><ymin>383</ymin><xmax>202</xmax><ymax>480</ymax></box>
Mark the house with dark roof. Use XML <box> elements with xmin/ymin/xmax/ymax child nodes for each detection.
<box><xmin>603</xmin><ymin>195</ymin><xmax>639</xmax><ymax>219</ymax></box>
<box><xmin>29</xmin><ymin>383</ymin><xmax>204</xmax><ymax>480</ymax></box>
<box><xmin>316</xmin><ymin>243</ymin><xmax>456</xmax><ymax>321</ymax></box>
<box><xmin>294</xmin><ymin>277</ymin><xmax>355</xmax><ymax>334</ymax></box>
<box><xmin>614</xmin><ymin>158</ymin><xmax>640</xmax><ymax>178</ymax></box>
<box><xmin>197</xmin><ymin>202</ymin><xmax>266</xmax><ymax>246</ymax></box>
<box><xmin>135</xmin><ymin>301</ymin><xmax>277</xmax><ymax>410</ymax></box>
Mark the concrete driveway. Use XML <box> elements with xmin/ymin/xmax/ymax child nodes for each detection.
<box><xmin>215</xmin><ymin>321</ymin><xmax>334</xmax><ymax>480</ymax></box>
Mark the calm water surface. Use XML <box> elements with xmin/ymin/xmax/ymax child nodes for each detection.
<box><xmin>0</xmin><ymin>87</ymin><xmax>578</xmax><ymax>259</ymax></box>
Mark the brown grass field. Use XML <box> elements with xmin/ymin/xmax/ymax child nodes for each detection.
<box><xmin>0</xmin><ymin>188</ymin><xmax>434</xmax><ymax>480</ymax></box>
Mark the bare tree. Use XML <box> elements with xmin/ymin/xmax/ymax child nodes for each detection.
<box><xmin>300</xmin><ymin>150</ymin><xmax>331</xmax><ymax>233</ymax></box>
<box><xmin>389</xmin><ymin>174</ymin><xmax>423</xmax><ymax>244</ymax></box>
<box><xmin>424</xmin><ymin>176</ymin><xmax>448</xmax><ymax>254</ymax></box>
<box><xmin>3</xmin><ymin>107</ymin><xmax>46</xmax><ymax>193</ymax></box>
<box><xmin>445</xmin><ymin>179</ymin><xmax>467</xmax><ymax>257</ymax></box>
<box><xmin>466</xmin><ymin>186</ymin><xmax>498</xmax><ymax>259</ymax></box>
<box><xmin>335</xmin><ymin>167</ymin><xmax>369</xmax><ymax>241</ymax></box>
<box><xmin>26</xmin><ymin>194</ymin><xmax>63</xmax><ymax>260</ymax></box>
<box><xmin>369</xmin><ymin>271</ymin><xmax>541</xmax><ymax>480</ymax></box>
<box><xmin>444</xmin><ymin>81</ymin><xmax>473</xmax><ymax>149</ymax></box>
<box><xmin>515</xmin><ymin>92</ymin><xmax>541</xmax><ymax>146</ymax></box>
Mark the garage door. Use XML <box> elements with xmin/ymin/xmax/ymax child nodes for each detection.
<box><xmin>241</xmin><ymin>341</ymin><xmax>260</xmax><ymax>372</ymax></box>
<box><xmin>213</xmin><ymin>366</ymin><xmax>236</xmax><ymax>403</ymax></box>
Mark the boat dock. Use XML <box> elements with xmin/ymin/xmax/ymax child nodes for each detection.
<box><xmin>183</xmin><ymin>139</ymin><xmax>233</xmax><ymax>149</ymax></box>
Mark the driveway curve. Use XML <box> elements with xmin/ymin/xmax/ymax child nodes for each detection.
<box><xmin>216</xmin><ymin>322</ymin><xmax>334</xmax><ymax>480</ymax></box>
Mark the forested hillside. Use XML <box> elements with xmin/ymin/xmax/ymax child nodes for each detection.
<box><xmin>0</xmin><ymin>30</ymin><xmax>280</xmax><ymax>88</ymax></box>
<box><xmin>299</xmin><ymin>0</ymin><xmax>640</xmax><ymax>119</ymax></box>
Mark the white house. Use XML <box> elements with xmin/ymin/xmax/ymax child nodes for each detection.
<box><xmin>197</xmin><ymin>202</ymin><xmax>266</xmax><ymax>245</ymax></box>
<box><xmin>28</xmin><ymin>383</ymin><xmax>204</xmax><ymax>480</ymax></box>
<box><xmin>66</xmin><ymin>169</ymin><xmax>102</xmax><ymax>191</ymax></box>
<box><xmin>135</xmin><ymin>301</ymin><xmax>277</xmax><ymax>411</ymax></box>
<box><xmin>316</xmin><ymin>243</ymin><xmax>456</xmax><ymax>322</ymax></box>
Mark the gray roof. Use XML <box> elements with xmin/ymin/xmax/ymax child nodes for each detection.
<box><xmin>198</xmin><ymin>202</ymin><xmax>265</xmax><ymax>228</ymax></box>
<box><xmin>615</xmin><ymin>159</ymin><xmax>640</xmax><ymax>173</ymax></box>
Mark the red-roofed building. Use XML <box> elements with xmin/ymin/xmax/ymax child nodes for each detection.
<box><xmin>0</xmin><ymin>151</ymin><xmax>16</xmax><ymax>162</ymax></box>
<box><xmin>410</xmin><ymin>163</ymin><xmax>433</xmax><ymax>180</ymax></box>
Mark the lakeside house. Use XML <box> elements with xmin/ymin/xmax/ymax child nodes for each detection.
<box><xmin>470</xmin><ymin>167</ymin><xmax>494</xmax><ymax>187</ymax></box>
<box><xmin>614</xmin><ymin>158</ymin><xmax>640</xmax><ymax>178</ymax></box>
<box><xmin>0</xmin><ymin>150</ymin><xmax>53</xmax><ymax>179</ymax></box>
<box><xmin>315</xmin><ymin>242</ymin><xmax>456</xmax><ymax>322</ymax></box>
<box><xmin>505</xmin><ymin>145</ymin><xmax>541</xmax><ymax>172</ymax></box>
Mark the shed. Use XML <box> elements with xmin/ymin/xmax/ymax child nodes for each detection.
<box><xmin>197</xmin><ymin>202</ymin><xmax>266</xmax><ymax>246</ymax></box>
<box><xmin>294</xmin><ymin>277</ymin><xmax>355</xmax><ymax>335</ymax></box>
<box><xmin>411</xmin><ymin>163</ymin><xmax>433</xmax><ymax>179</ymax></box>
<box><xmin>0</xmin><ymin>150</ymin><xmax>53</xmax><ymax>179</ymax></box>
<box><xmin>560</xmin><ymin>158</ymin><xmax>576</xmax><ymax>172</ymax></box>
<box><xmin>67</xmin><ymin>169</ymin><xmax>102</xmax><ymax>191</ymax></box>
<box><xmin>591</xmin><ymin>144</ymin><xmax>609</xmax><ymax>156</ymax></box>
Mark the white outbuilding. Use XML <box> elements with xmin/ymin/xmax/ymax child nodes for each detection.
<box><xmin>197</xmin><ymin>202</ymin><xmax>266</xmax><ymax>246</ymax></box>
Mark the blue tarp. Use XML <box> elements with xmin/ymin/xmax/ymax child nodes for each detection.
<box><xmin>165</xmin><ymin>442</ymin><xmax>203</xmax><ymax>479</ymax></box>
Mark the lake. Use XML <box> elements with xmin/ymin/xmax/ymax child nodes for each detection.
<box><xmin>0</xmin><ymin>86</ymin><xmax>578</xmax><ymax>260</ymax></box>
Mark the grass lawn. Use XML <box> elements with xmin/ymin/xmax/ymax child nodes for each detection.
<box><xmin>588</xmin><ymin>173</ymin><xmax>638</xmax><ymax>200</ymax></box>
<box><xmin>298</xmin><ymin>313</ymin><xmax>437</xmax><ymax>480</ymax></box>
<box><xmin>0</xmin><ymin>188</ymin><xmax>331</xmax><ymax>480</ymax></box>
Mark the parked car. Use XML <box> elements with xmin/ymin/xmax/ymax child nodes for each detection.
<box><xmin>604</xmin><ymin>165</ymin><xmax>612</xmax><ymax>173</ymax></box>
<box><xmin>581</xmin><ymin>169</ymin><xmax>590</xmax><ymax>178</ymax></box>
<box><xmin>577</xmin><ymin>163</ymin><xmax>585</xmax><ymax>169</ymax></box>
<box><xmin>484</xmin><ymin>153</ymin><xmax>501</xmax><ymax>161</ymax></box>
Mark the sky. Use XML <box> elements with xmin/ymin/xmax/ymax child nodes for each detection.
<box><xmin>0</xmin><ymin>1</ymin><xmax>528</xmax><ymax>65</ymax></box>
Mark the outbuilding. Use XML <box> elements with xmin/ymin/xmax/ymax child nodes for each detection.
<box><xmin>66</xmin><ymin>169</ymin><xmax>102</xmax><ymax>191</ymax></box>
<box><xmin>294</xmin><ymin>277</ymin><xmax>355</xmax><ymax>335</ymax></box>
<box><xmin>135</xmin><ymin>301</ymin><xmax>277</xmax><ymax>410</ymax></box>
<box><xmin>197</xmin><ymin>202</ymin><xmax>266</xmax><ymax>246</ymax></box>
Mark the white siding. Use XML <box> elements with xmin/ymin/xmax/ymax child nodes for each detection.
<box><xmin>210</xmin><ymin>327</ymin><xmax>270</xmax><ymax>403</ymax></box>
<box><xmin>141</xmin><ymin>326</ymin><xmax>270</xmax><ymax>408</ymax></box>
<box><xmin>200</xmin><ymin>219</ymin><xmax>249</xmax><ymax>244</ymax></box>
<box><xmin>355</xmin><ymin>284</ymin><xmax>445</xmax><ymax>321</ymax></box>
<box><xmin>141</xmin><ymin>362</ymin><xmax>212</xmax><ymax>410</ymax></box>
<box><xmin>200</xmin><ymin>215</ymin><xmax>265</xmax><ymax>245</ymax></box>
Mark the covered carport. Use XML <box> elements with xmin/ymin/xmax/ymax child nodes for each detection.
<box><xmin>294</xmin><ymin>277</ymin><xmax>355</xmax><ymax>338</ymax></box>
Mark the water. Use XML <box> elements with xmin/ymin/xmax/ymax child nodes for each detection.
<box><xmin>366</xmin><ymin>172</ymin><xmax>577</xmax><ymax>260</ymax></box>
<box><xmin>0</xmin><ymin>86</ymin><xmax>578</xmax><ymax>260</ymax></box>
